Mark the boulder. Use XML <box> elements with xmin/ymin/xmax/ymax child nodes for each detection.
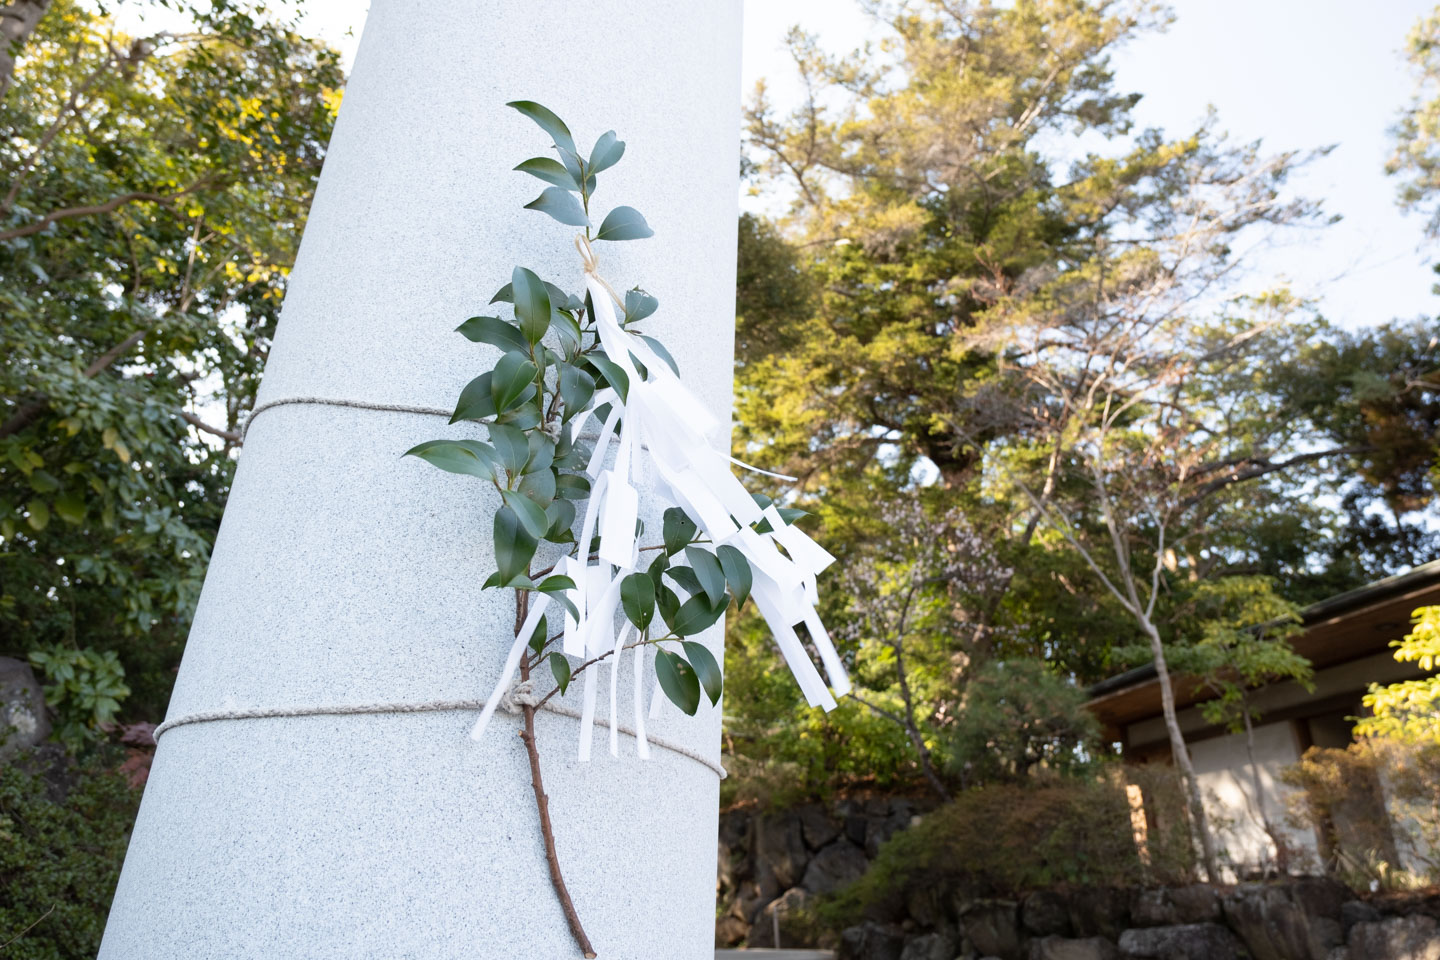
<box><xmin>0</xmin><ymin>657</ymin><xmax>49</xmax><ymax>759</ymax></box>
<box><xmin>797</xmin><ymin>802</ymin><xmax>842</xmax><ymax>850</ymax></box>
<box><xmin>1030</xmin><ymin>936</ymin><xmax>1120</xmax><ymax>960</ymax></box>
<box><xmin>714</xmin><ymin>914</ymin><xmax>748</xmax><ymax>947</ymax></box>
<box><xmin>1221</xmin><ymin>882</ymin><xmax>1344</xmax><ymax>960</ymax></box>
<box><xmin>747</xmin><ymin>886</ymin><xmax>814</xmax><ymax>948</ymax></box>
<box><xmin>1023</xmin><ymin>891</ymin><xmax>1073</xmax><ymax>938</ymax></box>
<box><xmin>901</xmin><ymin>930</ymin><xmax>959</xmax><ymax>960</ymax></box>
<box><xmin>1346</xmin><ymin>915</ymin><xmax>1440</xmax><ymax>960</ymax></box>
<box><xmin>756</xmin><ymin>810</ymin><xmax>810</xmax><ymax>892</ymax></box>
<box><xmin>1340</xmin><ymin>900</ymin><xmax>1381</xmax><ymax>937</ymax></box>
<box><xmin>962</xmin><ymin>900</ymin><xmax>1022</xmax><ymax>960</ymax></box>
<box><xmin>839</xmin><ymin>921</ymin><xmax>908</xmax><ymax>960</ymax></box>
<box><xmin>1068</xmin><ymin>888</ymin><xmax>1132</xmax><ymax>940</ymax></box>
<box><xmin>1117</xmin><ymin>923</ymin><xmax>1243</xmax><ymax>960</ymax></box>
<box><xmin>1131</xmin><ymin>886</ymin><xmax>1219</xmax><ymax>928</ymax></box>
<box><xmin>802</xmin><ymin>839</ymin><xmax>870</xmax><ymax>896</ymax></box>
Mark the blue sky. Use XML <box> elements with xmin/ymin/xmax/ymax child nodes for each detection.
<box><xmin>235</xmin><ymin>0</ymin><xmax>1440</xmax><ymax>330</ymax></box>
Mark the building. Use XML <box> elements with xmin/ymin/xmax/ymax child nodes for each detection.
<box><xmin>1085</xmin><ymin>562</ymin><xmax>1440</xmax><ymax>877</ymax></box>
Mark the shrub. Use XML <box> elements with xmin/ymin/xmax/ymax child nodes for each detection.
<box><xmin>1280</xmin><ymin>739</ymin><xmax>1440</xmax><ymax>888</ymax></box>
<box><xmin>823</xmin><ymin>766</ymin><xmax>1195</xmax><ymax>924</ymax></box>
<box><xmin>0</xmin><ymin>749</ymin><xmax>139</xmax><ymax>958</ymax></box>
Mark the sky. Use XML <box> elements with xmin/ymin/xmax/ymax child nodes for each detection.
<box><xmin>157</xmin><ymin>0</ymin><xmax>1440</xmax><ymax>330</ymax></box>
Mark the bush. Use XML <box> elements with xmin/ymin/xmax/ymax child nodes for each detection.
<box><xmin>824</xmin><ymin>766</ymin><xmax>1195</xmax><ymax>924</ymax></box>
<box><xmin>0</xmin><ymin>749</ymin><xmax>139</xmax><ymax>958</ymax></box>
<box><xmin>1280</xmin><ymin>739</ymin><xmax>1440</xmax><ymax>888</ymax></box>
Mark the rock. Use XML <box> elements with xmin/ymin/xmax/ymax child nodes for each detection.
<box><xmin>1169</xmin><ymin>885</ymin><xmax>1221</xmax><ymax>924</ymax></box>
<box><xmin>846</xmin><ymin>814</ymin><xmax>870</xmax><ymax>849</ymax></box>
<box><xmin>802</xmin><ymin>839</ymin><xmax>870</xmax><ymax>896</ymax></box>
<box><xmin>1221</xmin><ymin>882</ymin><xmax>1344</xmax><ymax>960</ymax></box>
<box><xmin>797</xmin><ymin>802</ymin><xmax>842</xmax><ymax>850</ymax></box>
<box><xmin>1069</xmin><ymin>888</ymin><xmax>1132</xmax><ymax>940</ymax></box>
<box><xmin>866</xmin><ymin>800</ymin><xmax>916</xmax><ymax>858</ymax></box>
<box><xmin>962</xmin><ymin>900</ymin><xmax>1022</xmax><ymax>960</ymax></box>
<box><xmin>1030</xmin><ymin>936</ymin><xmax>1119</xmax><ymax>960</ymax></box>
<box><xmin>748</xmin><ymin>886</ymin><xmax>814</xmax><ymax>948</ymax></box>
<box><xmin>1023</xmin><ymin>891</ymin><xmax>1073</xmax><ymax>937</ymax></box>
<box><xmin>0</xmin><ymin>657</ymin><xmax>49</xmax><ymax>759</ymax></box>
<box><xmin>756</xmin><ymin>810</ymin><xmax>810</xmax><ymax>892</ymax></box>
<box><xmin>1340</xmin><ymin>900</ymin><xmax>1381</xmax><ymax>937</ymax></box>
<box><xmin>714</xmin><ymin>914</ymin><xmax>748</xmax><ymax>947</ymax></box>
<box><xmin>1117</xmin><ymin>923</ymin><xmax>1242</xmax><ymax>960</ymax></box>
<box><xmin>1347</xmin><ymin>915</ymin><xmax>1440</xmax><ymax>960</ymax></box>
<box><xmin>901</xmin><ymin>930</ymin><xmax>959</xmax><ymax>960</ymax></box>
<box><xmin>1130</xmin><ymin>890</ymin><xmax>1175</xmax><ymax>928</ymax></box>
<box><xmin>839</xmin><ymin>920</ymin><xmax>907</xmax><ymax>960</ymax></box>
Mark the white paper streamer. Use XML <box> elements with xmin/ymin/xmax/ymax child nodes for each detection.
<box><xmin>471</xmin><ymin>593</ymin><xmax>550</xmax><ymax>741</ymax></box>
<box><xmin>469</xmin><ymin>255</ymin><xmax>849</xmax><ymax>761</ymax></box>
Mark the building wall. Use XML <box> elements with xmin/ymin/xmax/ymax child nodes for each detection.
<box><xmin>1188</xmin><ymin>722</ymin><xmax>1318</xmax><ymax>877</ymax></box>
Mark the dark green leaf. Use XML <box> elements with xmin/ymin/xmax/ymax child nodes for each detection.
<box><xmin>506</xmin><ymin>100</ymin><xmax>577</xmax><ymax>154</ymax></box>
<box><xmin>450</xmin><ymin>372</ymin><xmax>497</xmax><ymax>422</ymax></box>
<box><xmin>672</xmin><ymin>593</ymin><xmax>726</xmax><ymax>637</ymax></box>
<box><xmin>589</xmin><ymin>130</ymin><xmax>625</xmax><ymax>174</ymax></box>
<box><xmin>490</xmin><ymin>282</ymin><xmax>513</xmax><ymax>304</ymax></box>
<box><xmin>685</xmin><ymin>546</ymin><xmax>727</xmax><ymax>606</ymax></box>
<box><xmin>666</xmin><ymin>565</ymin><xmax>703</xmax><ymax>597</ymax></box>
<box><xmin>584</xmin><ymin>353</ymin><xmax>630</xmax><ymax>401</ymax></box>
<box><xmin>487</xmin><ymin>423</ymin><xmax>529</xmax><ymax>477</ymax></box>
<box><xmin>524</xmin><ymin>186</ymin><xmax>589</xmax><ymax>227</ymax></box>
<box><xmin>514</xmin><ymin>156</ymin><xmax>575</xmax><ymax>190</ymax></box>
<box><xmin>502</xmin><ymin>490</ymin><xmax>550</xmax><ymax>538</ymax></box>
<box><xmin>511</xmin><ymin>266</ymin><xmax>552</xmax><ymax>344</ymax></box>
<box><xmin>457</xmin><ymin>315</ymin><xmax>528</xmax><ymax>353</ymax></box>
<box><xmin>596</xmin><ymin>205</ymin><xmax>654</xmax><ymax>242</ymax></box>
<box><xmin>518</xmin><ymin>467</ymin><xmax>556</xmax><ymax>505</ymax></box>
<box><xmin>528</xmin><ymin>614</ymin><xmax>550</xmax><ymax>654</ymax></box>
<box><xmin>657</xmin><ymin>583</ymin><xmax>681</xmax><ymax>629</ymax></box>
<box><xmin>493</xmin><ymin>504</ymin><xmax>538</xmax><ymax>583</ymax></box>
<box><xmin>555</xmin><ymin>472</ymin><xmax>591</xmax><ymax>500</ymax></box>
<box><xmin>550</xmin><ymin>652</ymin><xmax>571</xmax><ymax>695</ymax></box>
<box><xmin>491</xmin><ymin>351</ymin><xmax>539</xmax><ymax>413</ymax></box>
<box><xmin>716</xmin><ymin>544</ymin><xmax>752</xmax><ymax>610</ymax></box>
<box><xmin>403</xmin><ymin>439</ymin><xmax>499</xmax><ymax>480</ymax></box>
<box><xmin>662</xmin><ymin>506</ymin><xmax>697</xmax><ymax>554</ymax></box>
<box><xmin>655</xmin><ymin>649</ymin><xmax>700</xmax><ymax>716</ymax></box>
<box><xmin>537</xmin><ymin>575</ymin><xmax>580</xmax><ymax>620</ymax></box>
<box><xmin>559</xmin><ymin>364</ymin><xmax>595</xmax><ymax>421</ymax></box>
<box><xmin>636</xmin><ymin>336</ymin><xmax>680</xmax><ymax>376</ymax></box>
<box><xmin>624</xmin><ymin>288</ymin><xmax>658</xmax><ymax>322</ymax></box>
<box><xmin>621</xmin><ymin>572</ymin><xmax>655</xmax><ymax>632</ymax></box>
<box><xmin>545</xmin><ymin>498</ymin><xmax>576</xmax><ymax>539</ymax></box>
<box><xmin>525</xmin><ymin>431</ymin><xmax>555</xmax><ymax>474</ymax></box>
<box><xmin>681</xmin><ymin>640</ymin><xmax>723</xmax><ymax>705</ymax></box>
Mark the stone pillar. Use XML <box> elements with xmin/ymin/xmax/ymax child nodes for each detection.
<box><xmin>98</xmin><ymin>2</ymin><xmax>741</xmax><ymax>957</ymax></box>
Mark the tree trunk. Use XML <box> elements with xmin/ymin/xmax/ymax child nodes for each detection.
<box><xmin>1144</xmin><ymin>618</ymin><xmax>1222</xmax><ymax>882</ymax></box>
<box><xmin>0</xmin><ymin>0</ymin><xmax>50</xmax><ymax>101</ymax></box>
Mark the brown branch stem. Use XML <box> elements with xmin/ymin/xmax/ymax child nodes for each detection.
<box><xmin>513</xmin><ymin>588</ymin><xmax>596</xmax><ymax>959</ymax></box>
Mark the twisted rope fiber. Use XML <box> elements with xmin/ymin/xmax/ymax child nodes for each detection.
<box><xmin>151</xmin><ymin>697</ymin><xmax>727</xmax><ymax>778</ymax></box>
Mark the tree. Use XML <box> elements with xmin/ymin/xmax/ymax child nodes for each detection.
<box><xmin>1169</xmin><ymin>577</ymin><xmax>1310</xmax><ymax>874</ymax></box>
<box><xmin>0</xmin><ymin>0</ymin><xmax>342</xmax><ymax>731</ymax></box>
<box><xmin>1389</xmin><ymin>5</ymin><xmax>1440</xmax><ymax>237</ymax></box>
<box><xmin>1357</xmin><ymin>605</ymin><xmax>1440</xmax><ymax>744</ymax></box>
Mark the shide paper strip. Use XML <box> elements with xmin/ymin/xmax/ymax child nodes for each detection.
<box><xmin>470</xmin><ymin>258</ymin><xmax>849</xmax><ymax>761</ymax></box>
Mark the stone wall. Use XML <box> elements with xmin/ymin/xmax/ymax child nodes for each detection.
<box><xmin>833</xmin><ymin>878</ymin><xmax>1440</xmax><ymax>960</ymax></box>
<box><xmin>715</xmin><ymin>795</ymin><xmax>1440</xmax><ymax>959</ymax></box>
<box><xmin>716</xmin><ymin>792</ymin><xmax>939</xmax><ymax>947</ymax></box>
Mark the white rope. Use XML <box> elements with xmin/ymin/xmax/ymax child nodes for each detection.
<box><xmin>241</xmin><ymin>396</ymin><xmax>451</xmax><ymax>441</ymax></box>
<box><xmin>150</xmin><ymin>696</ymin><xmax>726</xmax><ymax>778</ymax></box>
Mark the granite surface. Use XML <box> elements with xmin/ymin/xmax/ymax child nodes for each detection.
<box><xmin>99</xmin><ymin>1</ymin><xmax>741</xmax><ymax>956</ymax></box>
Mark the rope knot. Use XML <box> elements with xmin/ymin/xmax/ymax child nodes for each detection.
<box><xmin>500</xmin><ymin>679</ymin><xmax>541</xmax><ymax>714</ymax></box>
<box><xmin>574</xmin><ymin>234</ymin><xmax>600</xmax><ymax>276</ymax></box>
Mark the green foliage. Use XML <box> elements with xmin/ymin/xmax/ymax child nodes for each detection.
<box><xmin>0</xmin><ymin>0</ymin><xmax>343</xmax><ymax>728</ymax></box>
<box><xmin>947</xmin><ymin>660</ymin><xmax>1099</xmax><ymax>786</ymax></box>
<box><xmin>1389</xmin><ymin>5</ymin><xmax>1440</xmax><ymax>236</ymax></box>
<box><xmin>1357</xmin><ymin>605</ymin><xmax>1440</xmax><ymax>743</ymax></box>
<box><xmin>407</xmin><ymin>100</ymin><xmax>782</xmax><ymax>715</ymax></box>
<box><xmin>27</xmin><ymin>646</ymin><xmax>129</xmax><ymax>749</ymax></box>
<box><xmin>823</xmin><ymin>767</ymin><xmax>1195</xmax><ymax>924</ymax></box>
<box><xmin>0</xmin><ymin>751</ymin><xmax>141</xmax><ymax>959</ymax></box>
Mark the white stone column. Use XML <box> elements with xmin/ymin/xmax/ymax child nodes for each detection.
<box><xmin>98</xmin><ymin>2</ymin><xmax>742</xmax><ymax>957</ymax></box>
